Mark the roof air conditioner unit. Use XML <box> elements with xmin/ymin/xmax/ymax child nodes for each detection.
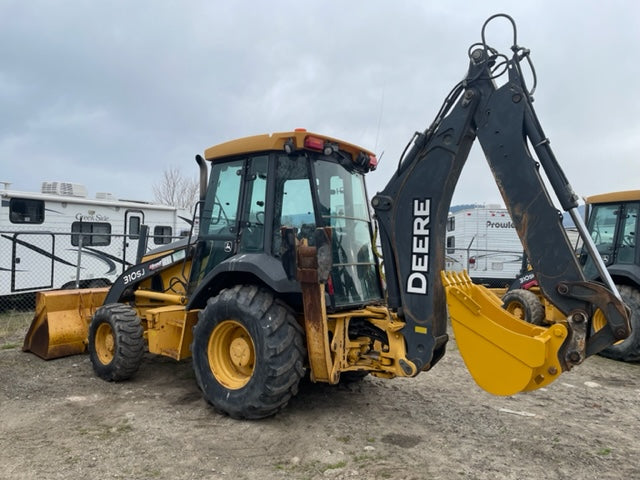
<box><xmin>41</xmin><ymin>182</ymin><xmax>88</xmax><ymax>197</ymax></box>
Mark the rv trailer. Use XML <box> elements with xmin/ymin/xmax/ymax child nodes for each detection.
<box><xmin>0</xmin><ymin>181</ymin><xmax>192</xmax><ymax>309</ymax></box>
<box><xmin>445</xmin><ymin>205</ymin><xmax>524</xmax><ymax>288</ymax></box>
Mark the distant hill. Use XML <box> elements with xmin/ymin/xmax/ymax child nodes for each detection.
<box><xmin>449</xmin><ymin>204</ymin><xmax>483</xmax><ymax>213</ymax></box>
<box><xmin>562</xmin><ymin>204</ymin><xmax>586</xmax><ymax>228</ymax></box>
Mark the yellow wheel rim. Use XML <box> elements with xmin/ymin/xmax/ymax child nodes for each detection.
<box><xmin>95</xmin><ymin>323</ymin><xmax>115</xmax><ymax>365</ymax></box>
<box><xmin>208</xmin><ymin>320</ymin><xmax>255</xmax><ymax>389</ymax></box>
<box><xmin>505</xmin><ymin>301</ymin><xmax>526</xmax><ymax>320</ymax></box>
<box><xmin>592</xmin><ymin>308</ymin><xmax>624</xmax><ymax>345</ymax></box>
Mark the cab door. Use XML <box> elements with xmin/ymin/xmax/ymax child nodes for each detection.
<box><xmin>614</xmin><ymin>202</ymin><xmax>638</xmax><ymax>265</ymax></box>
<box><xmin>189</xmin><ymin>159</ymin><xmax>244</xmax><ymax>286</ymax></box>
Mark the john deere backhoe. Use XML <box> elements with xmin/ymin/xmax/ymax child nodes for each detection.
<box><xmin>23</xmin><ymin>14</ymin><xmax>630</xmax><ymax>419</ymax></box>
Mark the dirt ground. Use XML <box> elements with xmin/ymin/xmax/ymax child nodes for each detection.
<box><xmin>1</xmin><ymin>312</ymin><xmax>639</xmax><ymax>480</ymax></box>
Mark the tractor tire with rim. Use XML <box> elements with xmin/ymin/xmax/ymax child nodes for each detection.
<box><xmin>596</xmin><ymin>285</ymin><xmax>640</xmax><ymax>362</ymax></box>
<box><xmin>502</xmin><ymin>289</ymin><xmax>545</xmax><ymax>326</ymax></box>
<box><xmin>191</xmin><ymin>285</ymin><xmax>306</xmax><ymax>419</ymax></box>
<box><xmin>88</xmin><ymin>303</ymin><xmax>145</xmax><ymax>381</ymax></box>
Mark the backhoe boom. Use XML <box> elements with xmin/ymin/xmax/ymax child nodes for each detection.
<box><xmin>372</xmin><ymin>14</ymin><xmax>630</xmax><ymax>390</ymax></box>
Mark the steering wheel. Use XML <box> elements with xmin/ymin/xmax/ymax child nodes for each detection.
<box><xmin>623</xmin><ymin>234</ymin><xmax>635</xmax><ymax>247</ymax></box>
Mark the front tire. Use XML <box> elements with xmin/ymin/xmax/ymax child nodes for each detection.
<box><xmin>192</xmin><ymin>285</ymin><xmax>306</xmax><ymax>419</ymax></box>
<box><xmin>88</xmin><ymin>303</ymin><xmax>145</xmax><ymax>381</ymax></box>
<box><xmin>502</xmin><ymin>289</ymin><xmax>545</xmax><ymax>326</ymax></box>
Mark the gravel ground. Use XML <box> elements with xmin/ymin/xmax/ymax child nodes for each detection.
<box><xmin>1</xmin><ymin>313</ymin><xmax>639</xmax><ymax>480</ymax></box>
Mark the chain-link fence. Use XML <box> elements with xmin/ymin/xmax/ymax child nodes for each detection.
<box><xmin>2</xmin><ymin>226</ymin><xmax>531</xmax><ymax>314</ymax></box>
<box><xmin>0</xmin><ymin>229</ymin><xmax>187</xmax><ymax>313</ymax></box>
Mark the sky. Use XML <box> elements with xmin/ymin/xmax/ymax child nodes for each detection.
<box><xmin>1</xmin><ymin>0</ymin><xmax>639</xmax><ymax>210</ymax></box>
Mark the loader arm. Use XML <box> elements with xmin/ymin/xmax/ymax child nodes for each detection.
<box><xmin>372</xmin><ymin>14</ymin><xmax>630</xmax><ymax>394</ymax></box>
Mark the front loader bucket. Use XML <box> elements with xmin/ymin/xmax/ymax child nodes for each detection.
<box><xmin>23</xmin><ymin>288</ymin><xmax>108</xmax><ymax>360</ymax></box>
<box><xmin>441</xmin><ymin>271</ymin><xmax>568</xmax><ymax>395</ymax></box>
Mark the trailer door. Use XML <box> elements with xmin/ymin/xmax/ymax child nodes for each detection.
<box><xmin>11</xmin><ymin>232</ymin><xmax>54</xmax><ymax>292</ymax></box>
<box><xmin>123</xmin><ymin>210</ymin><xmax>144</xmax><ymax>271</ymax></box>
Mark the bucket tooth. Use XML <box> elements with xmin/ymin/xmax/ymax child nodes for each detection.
<box><xmin>441</xmin><ymin>271</ymin><xmax>567</xmax><ymax>395</ymax></box>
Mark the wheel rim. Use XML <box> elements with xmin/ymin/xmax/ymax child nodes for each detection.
<box><xmin>208</xmin><ymin>320</ymin><xmax>255</xmax><ymax>389</ymax></box>
<box><xmin>505</xmin><ymin>301</ymin><xmax>526</xmax><ymax>320</ymax></box>
<box><xmin>95</xmin><ymin>323</ymin><xmax>115</xmax><ymax>365</ymax></box>
<box><xmin>592</xmin><ymin>308</ymin><xmax>624</xmax><ymax>345</ymax></box>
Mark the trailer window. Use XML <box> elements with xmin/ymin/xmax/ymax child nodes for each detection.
<box><xmin>9</xmin><ymin>198</ymin><xmax>44</xmax><ymax>224</ymax></box>
<box><xmin>71</xmin><ymin>222</ymin><xmax>111</xmax><ymax>246</ymax></box>
<box><xmin>128</xmin><ymin>216</ymin><xmax>141</xmax><ymax>239</ymax></box>
<box><xmin>447</xmin><ymin>235</ymin><xmax>455</xmax><ymax>253</ymax></box>
<box><xmin>153</xmin><ymin>226</ymin><xmax>173</xmax><ymax>245</ymax></box>
<box><xmin>447</xmin><ymin>216</ymin><xmax>455</xmax><ymax>232</ymax></box>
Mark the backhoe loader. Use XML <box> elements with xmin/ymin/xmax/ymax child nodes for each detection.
<box><xmin>506</xmin><ymin>190</ymin><xmax>640</xmax><ymax>361</ymax></box>
<box><xmin>23</xmin><ymin>14</ymin><xmax>630</xmax><ymax>419</ymax></box>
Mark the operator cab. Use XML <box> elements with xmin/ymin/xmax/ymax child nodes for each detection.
<box><xmin>580</xmin><ymin>191</ymin><xmax>639</xmax><ymax>280</ymax></box>
<box><xmin>188</xmin><ymin>130</ymin><xmax>383</xmax><ymax>310</ymax></box>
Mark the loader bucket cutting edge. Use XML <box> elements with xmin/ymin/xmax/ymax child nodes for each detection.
<box><xmin>22</xmin><ymin>288</ymin><xmax>109</xmax><ymax>360</ymax></box>
<box><xmin>441</xmin><ymin>271</ymin><xmax>567</xmax><ymax>395</ymax></box>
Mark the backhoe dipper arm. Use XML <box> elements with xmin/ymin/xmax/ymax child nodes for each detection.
<box><xmin>372</xmin><ymin>15</ymin><xmax>630</xmax><ymax>380</ymax></box>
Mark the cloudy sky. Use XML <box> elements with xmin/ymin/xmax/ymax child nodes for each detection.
<box><xmin>2</xmin><ymin>1</ymin><xmax>639</xmax><ymax>210</ymax></box>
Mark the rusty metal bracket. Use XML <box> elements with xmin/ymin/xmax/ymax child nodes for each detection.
<box><xmin>295</xmin><ymin>228</ymin><xmax>336</xmax><ymax>383</ymax></box>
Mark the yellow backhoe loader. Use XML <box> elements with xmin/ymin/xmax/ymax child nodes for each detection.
<box><xmin>504</xmin><ymin>190</ymin><xmax>639</xmax><ymax>361</ymax></box>
<box><xmin>23</xmin><ymin>14</ymin><xmax>630</xmax><ymax>419</ymax></box>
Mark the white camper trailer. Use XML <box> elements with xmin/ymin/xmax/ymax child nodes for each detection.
<box><xmin>0</xmin><ymin>181</ymin><xmax>192</xmax><ymax>306</ymax></box>
<box><xmin>445</xmin><ymin>205</ymin><xmax>524</xmax><ymax>287</ymax></box>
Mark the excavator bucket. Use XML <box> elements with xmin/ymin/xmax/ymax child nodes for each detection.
<box><xmin>441</xmin><ymin>271</ymin><xmax>568</xmax><ymax>395</ymax></box>
<box><xmin>23</xmin><ymin>288</ymin><xmax>108</xmax><ymax>360</ymax></box>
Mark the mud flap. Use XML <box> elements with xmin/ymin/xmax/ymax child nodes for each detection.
<box><xmin>441</xmin><ymin>271</ymin><xmax>567</xmax><ymax>395</ymax></box>
<box><xmin>23</xmin><ymin>288</ymin><xmax>108</xmax><ymax>360</ymax></box>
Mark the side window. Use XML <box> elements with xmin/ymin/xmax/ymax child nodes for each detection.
<box><xmin>153</xmin><ymin>226</ymin><xmax>173</xmax><ymax>245</ymax></box>
<box><xmin>589</xmin><ymin>204</ymin><xmax>618</xmax><ymax>254</ymax></box>
<box><xmin>203</xmin><ymin>160</ymin><xmax>243</xmax><ymax>235</ymax></box>
<box><xmin>273</xmin><ymin>155</ymin><xmax>314</xmax><ymax>255</ymax></box>
<box><xmin>447</xmin><ymin>235</ymin><xmax>455</xmax><ymax>254</ymax></box>
<box><xmin>281</xmin><ymin>179</ymin><xmax>315</xmax><ymax>234</ymax></box>
<box><xmin>447</xmin><ymin>216</ymin><xmax>455</xmax><ymax>232</ymax></box>
<box><xmin>71</xmin><ymin>222</ymin><xmax>111</xmax><ymax>246</ymax></box>
<box><xmin>10</xmin><ymin>198</ymin><xmax>44</xmax><ymax>224</ymax></box>
<box><xmin>617</xmin><ymin>203</ymin><xmax>638</xmax><ymax>264</ymax></box>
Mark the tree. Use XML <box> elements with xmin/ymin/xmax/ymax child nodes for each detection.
<box><xmin>153</xmin><ymin>166</ymin><xmax>200</xmax><ymax>210</ymax></box>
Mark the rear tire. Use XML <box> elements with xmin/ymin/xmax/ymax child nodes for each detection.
<box><xmin>502</xmin><ymin>289</ymin><xmax>545</xmax><ymax>326</ymax></box>
<box><xmin>596</xmin><ymin>285</ymin><xmax>640</xmax><ymax>362</ymax></box>
<box><xmin>191</xmin><ymin>285</ymin><xmax>306</xmax><ymax>419</ymax></box>
<box><xmin>88</xmin><ymin>304</ymin><xmax>145</xmax><ymax>381</ymax></box>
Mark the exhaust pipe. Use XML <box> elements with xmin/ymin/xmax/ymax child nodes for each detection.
<box><xmin>195</xmin><ymin>154</ymin><xmax>208</xmax><ymax>202</ymax></box>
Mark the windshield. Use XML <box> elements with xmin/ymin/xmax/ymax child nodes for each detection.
<box><xmin>583</xmin><ymin>202</ymin><xmax>638</xmax><ymax>278</ymax></box>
